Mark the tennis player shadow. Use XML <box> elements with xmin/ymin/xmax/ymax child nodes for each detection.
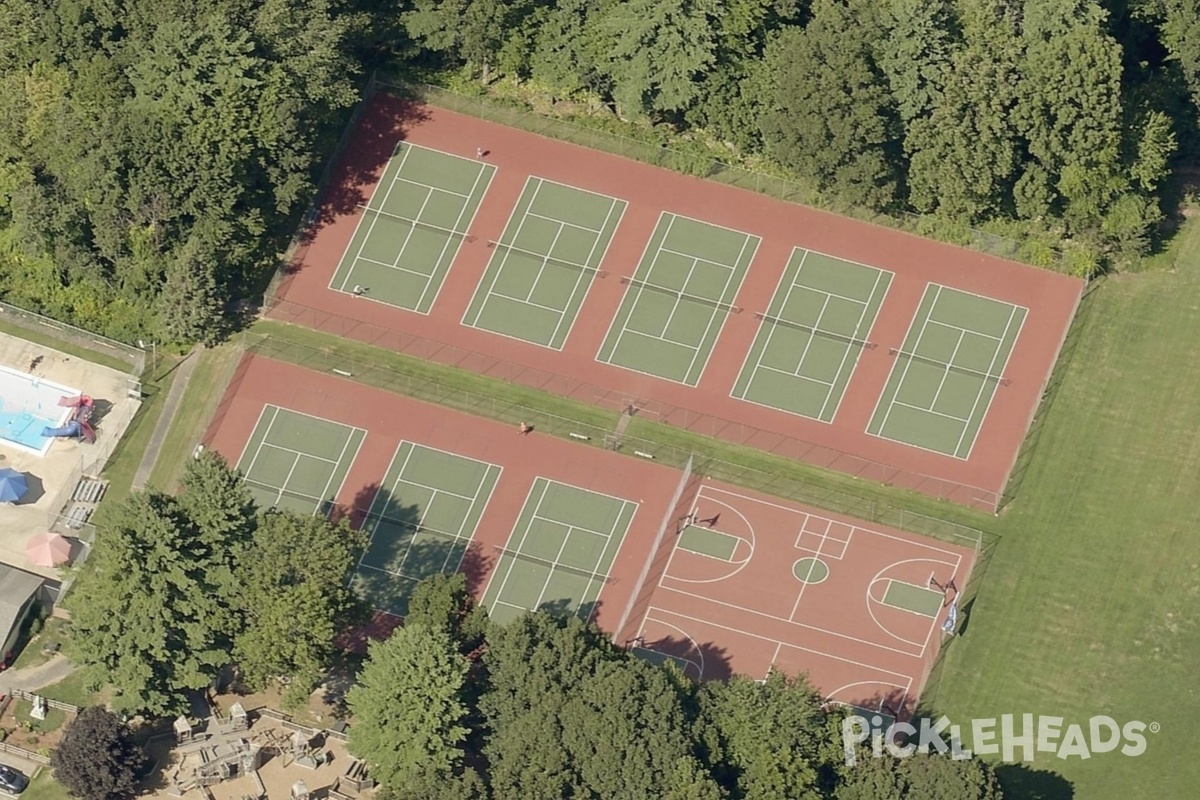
<box><xmin>301</xmin><ymin>95</ymin><xmax>433</xmax><ymax>245</ymax></box>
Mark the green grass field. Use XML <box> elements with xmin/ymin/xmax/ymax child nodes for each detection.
<box><xmin>930</xmin><ymin>217</ymin><xmax>1200</xmax><ymax>798</ymax></box>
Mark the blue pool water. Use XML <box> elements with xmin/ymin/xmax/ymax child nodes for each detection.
<box><xmin>0</xmin><ymin>408</ymin><xmax>58</xmax><ymax>449</ymax></box>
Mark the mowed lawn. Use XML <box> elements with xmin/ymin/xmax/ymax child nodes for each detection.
<box><xmin>933</xmin><ymin>218</ymin><xmax>1200</xmax><ymax>797</ymax></box>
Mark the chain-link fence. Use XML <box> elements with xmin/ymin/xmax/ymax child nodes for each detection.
<box><xmin>387</xmin><ymin>79</ymin><xmax>1064</xmax><ymax>272</ymax></box>
<box><xmin>259</xmin><ymin>300</ymin><xmax>1002</xmax><ymax>511</ymax></box>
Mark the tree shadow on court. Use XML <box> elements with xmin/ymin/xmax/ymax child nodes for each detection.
<box><xmin>628</xmin><ymin>633</ymin><xmax>733</xmax><ymax>681</ymax></box>
<box><xmin>295</xmin><ymin>94</ymin><xmax>434</xmax><ymax>251</ymax></box>
<box><xmin>854</xmin><ymin>687</ymin><xmax>918</xmax><ymax>724</ymax></box>
<box><xmin>994</xmin><ymin>763</ymin><xmax>1075</xmax><ymax>799</ymax></box>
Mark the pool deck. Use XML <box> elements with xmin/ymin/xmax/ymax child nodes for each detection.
<box><xmin>0</xmin><ymin>334</ymin><xmax>138</xmax><ymax>578</ymax></box>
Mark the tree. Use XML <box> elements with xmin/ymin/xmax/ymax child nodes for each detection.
<box><xmin>52</xmin><ymin>707</ymin><xmax>146</xmax><ymax>800</ymax></box>
<box><xmin>902</xmin><ymin>1</ymin><xmax>1023</xmax><ymax>219</ymax></box>
<box><xmin>760</xmin><ymin>1</ymin><xmax>902</xmax><ymax>208</ymax></box>
<box><xmin>1015</xmin><ymin>1</ymin><xmax>1126</xmax><ymax>228</ymax></box>
<box><xmin>406</xmin><ymin>572</ymin><xmax>489</xmax><ymax>654</ymax></box>
<box><xmin>66</xmin><ymin>491</ymin><xmax>230</xmax><ymax>715</ymax></box>
<box><xmin>480</xmin><ymin>613</ymin><xmax>718</xmax><ymax>799</ymax></box>
<box><xmin>879</xmin><ymin>0</ymin><xmax>958</xmax><ymax>126</ymax></box>
<box><xmin>595</xmin><ymin>0</ymin><xmax>721</xmax><ymax>118</ymax></box>
<box><xmin>835</xmin><ymin>751</ymin><xmax>1004</xmax><ymax>799</ymax></box>
<box><xmin>233</xmin><ymin>510</ymin><xmax>363</xmax><ymax>708</ymax></box>
<box><xmin>347</xmin><ymin>623</ymin><xmax>470</xmax><ymax>792</ymax></box>
<box><xmin>157</xmin><ymin>235</ymin><xmax>226</xmax><ymax>346</ymax></box>
<box><xmin>697</xmin><ymin>670</ymin><xmax>829</xmax><ymax>800</ymax></box>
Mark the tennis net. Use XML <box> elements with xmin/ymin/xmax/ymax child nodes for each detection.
<box><xmin>487</xmin><ymin>240</ymin><xmax>607</xmax><ymax>277</ymax></box>
<box><xmin>755</xmin><ymin>312</ymin><xmax>877</xmax><ymax>349</ymax></box>
<box><xmin>620</xmin><ymin>277</ymin><xmax>743</xmax><ymax>314</ymax></box>
<box><xmin>888</xmin><ymin>348</ymin><xmax>1012</xmax><ymax>386</ymax></box>
<box><xmin>357</xmin><ymin>204</ymin><xmax>476</xmax><ymax>242</ymax></box>
<box><xmin>493</xmin><ymin>545</ymin><xmax>613</xmax><ymax>585</ymax></box>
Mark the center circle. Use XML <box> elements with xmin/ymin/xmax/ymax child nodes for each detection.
<box><xmin>793</xmin><ymin>557</ymin><xmax>829</xmax><ymax>584</ymax></box>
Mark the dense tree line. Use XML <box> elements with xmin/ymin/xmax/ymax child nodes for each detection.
<box><xmin>348</xmin><ymin>574</ymin><xmax>1006</xmax><ymax>800</ymax></box>
<box><xmin>0</xmin><ymin>0</ymin><xmax>362</xmax><ymax>342</ymax></box>
<box><xmin>3</xmin><ymin>0</ymin><xmax>1198</xmax><ymax>335</ymax></box>
<box><xmin>399</xmin><ymin>0</ymin><xmax>1199</xmax><ymax>273</ymax></box>
<box><xmin>65</xmin><ymin>452</ymin><xmax>365</xmax><ymax>714</ymax></box>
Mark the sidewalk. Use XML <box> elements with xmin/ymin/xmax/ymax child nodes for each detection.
<box><xmin>3</xmin><ymin>654</ymin><xmax>75</xmax><ymax>694</ymax></box>
<box><xmin>132</xmin><ymin>350</ymin><xmax>199</xmax><ymax>490</ymax></box>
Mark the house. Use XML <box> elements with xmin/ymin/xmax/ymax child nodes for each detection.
<box><xmin>0</xmin><ymin>565</ymin><xmax>44</xmax><ymax>660</ymax></box>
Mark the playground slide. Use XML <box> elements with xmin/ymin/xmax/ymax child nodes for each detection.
<box><xmin>41</xmin><ymin>420</ymin><xmax>82</xmax><ymax>439</ymax></box>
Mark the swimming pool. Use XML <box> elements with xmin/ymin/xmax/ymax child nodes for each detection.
<box><xmin>0</xmin><ymin>364</ymin><xmax>80</xmax><ymax>456</ymax></box>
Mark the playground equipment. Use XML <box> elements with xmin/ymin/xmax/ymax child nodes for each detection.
<box><xmin>41</xmin><ymin>395</ymin><xmax>95</xmax><ymax>443</ymax></box>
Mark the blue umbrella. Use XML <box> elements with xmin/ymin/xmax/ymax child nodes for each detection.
<box><xmin>0</xmin><ymin>468</ymin><xmax>28</xmax><ymax>503</ymax></box>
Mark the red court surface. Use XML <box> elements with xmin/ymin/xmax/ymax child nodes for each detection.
<box><xmin>203</xmin><ymin>353</ymin><xmax>681</xmax><ymax>639</ymax></box>
<box><xmin>272</xmin><ymin>94</ymin><xmax>1083</xmax><ymax>511</ymax></box>
<box><xmin>629</xmin><ymin>481</ymin><xmax>975</xmax><ymax>718</ymax></box>
<box><xmin>204</xmin><ymin>355</ymin><xmax>971</xmax><ymax>712</ymax></box>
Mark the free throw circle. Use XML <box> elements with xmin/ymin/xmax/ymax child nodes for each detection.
<box><xmin>793</xmin><ymin>557</ymin><xmax>829</xmax><ymax>584</ymax></box>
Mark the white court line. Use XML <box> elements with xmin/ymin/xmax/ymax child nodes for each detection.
<box><xmin>925</xmin><ymin>318</ymin><xmax>1004</xmax><ymax>342</ymax></box>
<box><xmin>681</xmin><ymin>232</ymin><xmax>756</xmax><ymax>385</ymax></box>
<box><xmin>595</xmin><ymin>210</ymin><xmax>670</xmax><ymax>366</ymax></box>
<box><xmin>926</xmin><ymin>328</ymin><xmax>966</xmax><ymax>413</ymax></box>
<box><xmin>526</xmin><ymin>211</ymin><xmax>604</xmax><ymax>234</ymax></box>
<box><xmin>416</xmin><ymin>160</ymin><xmax>494</xmax><ymax>312</ymax></box>
<box><xmin>952</xmin><ymin>303</ymin><xmax>1023</xmax><ymax>457</ymax></box>
<box><xmin>356</xmin><ymin>256</ymin><xmax>438</xmax><ymax>278</ymax></box>
<box><xmin>891</xmin><ymin>400</ymin><xmax>971</xmax><ymax>423</ymax></box>
<box><xmin>487</xmin><ymin>293</ymin><xmax>565</xmax><ymax>315</ymax></box>
<box><xmin>520</xmin><ymin>221</ymin><xmax>569</xmax><ymax>303</ymax></box>
<box><xmin>864</xmin><ymin>556</ymin><xmax>961</xmax><ymax>653</ymax></box>
<box><xmin>649</xmin><ymin>604</ymin><xmax>916</xmax><ymax>675</ymax></box>
<box><xmin>481</xmin><ymin>478</ymin><xmax>551</xmax><ymax>609</ymax></box>
<box><xmin>546</xmin><ymin>196</ymin><xmax>626</xmax><ymax>348</ymax></box>
<box><xmin>255</xmin><ymin>441</ymin><xmax>342</xmax><ymax>465</ymax></box>
<box><xmin>731</xmin><ymin>250</ymin><xmax>807</xmax><ymax>401</ymax></box>
<box><xmin>870</xmin><ymin>284</ymin><xmax>943</xmax><ymax>437</ymax></box>
<box><xmin>790</xmin><ymin>293</ymin><xmax>833</xmax><ymax>380</ymax></box>
<box><xmin>754</xmin><ymin>364</ymin><xmax>835</xmax><ymax>387</ymax></box>
<box><xmin>601</xmin><ymin>214</ymin><xmax>680</xmax><ymax>364</ymax></box>
<box><xmin>391</xmin><ymin>176</ymin><xmax>471</xmax><ymax>200</ymax></box>
<box><xmin>637</xmin><ymin>614</ymin><xmax>705</xmax><ymax>678</ymax></box>
<box><xmin>332</xmin><ymin>145</ymin><xmax>416</xmax><ymax>293</ymax></box>
<box><xmin>236</xmin><ymin>405</ymin><xmax>280</xmax><ymax>477</ymax></box>
<box><xmin>959</xmin><ymin>307</ymin><xmax>1028</xmax><ymax>461</ymax></box>
<box><xmin>697</xmin><ymin>485</ymin><xmax>964</xmax><ymax>558</ymax></box>
<box><xmin>462</xmin><ymin>177</ymin><xmax>545</xmax><ymax>329</ymax></box>
<box><xmin>357</xmin><ymin>441</ymin><xmax>422</xmax><ymax>574</ymax></box>
<box><xmin>661</xmin><ymin>487</ymin><xmax>757</xmax><ymax>585</ymax></box>
<box><xmin>825</xmin><ymin>677</ymin><xmax>912</xmax><ymax>712</ymax></box>
<box><xmin>817</xmin><ymin>266</ymin><xmax>891</xmax><ymax>422</ymax></box>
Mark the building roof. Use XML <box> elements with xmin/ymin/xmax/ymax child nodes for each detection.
<box><xmin>0</xmin><ymin>565</ymin><xmax>42</xmax><ymax>650</ymax></box>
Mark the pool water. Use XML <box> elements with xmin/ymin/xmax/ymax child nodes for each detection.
<box><xmin>0</xmin><ymin>364</ymin><xmax>80</xmax><ymax>456</ymax></box>
<box><xmin>0</xmin><ymin>407</ymin><xmax>59</xmax><ymax>450</ymax></box>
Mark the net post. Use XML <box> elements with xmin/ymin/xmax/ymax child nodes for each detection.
<box><xmin>613</xmin><ymin>454</ymin><xmax>694</xmax><ymax>645</ymax></box>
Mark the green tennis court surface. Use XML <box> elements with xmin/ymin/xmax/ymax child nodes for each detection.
<box><xmin>733</xmin><ymin>249</ymin><xmax>892</xmax><ymax>422</ymax></box>
<box><xmin>596</xmin><ymin>213</ymin><xmax>758</xmax><ymax>386</ymax></box>
<box><xmin>236</xmin><ymin>405</ymin><xmax>365</xmax><ymax>515</ymax></box>
<box><xmin>868</xmin><ymin>285</ymin><xmax>1027</xmax><ymax>458</ymax></box>
<box><xmin>330</xmin><ymin>143</ymin><xmax>494</xmax><ymax>312</ymax></box>
<box><xmin>678</xmin><ymin>526</ymin><xmax>738</xmax><ymax>561</ymax></box>
<box><xmin>462</xmin><ymin>177</ymin><xmax>626</xmax><ymax>349</ymax></box>
<box><xmin>482</xmin><ymin>478</ymin><xmax>637</xmax><ymax>624</ymax></box>
<box><xmin>352</xmin><ymin>442</ymin><xmax>501</xmax><ymax>617</ymax></box>
<box><xmin>881</xmin><ymin>580</ymin><xmax>945</xmax><ymax>617</ymax></box>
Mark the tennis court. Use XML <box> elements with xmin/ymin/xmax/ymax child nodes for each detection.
<box><xmin>235</xmin><ymin>405</ymin><xmax>365</xmax><ymax>515</ymax></box>
<box><xmin>732</xmin><ymin>248</ymin><xmax>892</xmax><ymax>422</ymax></box>
<box><xmin>330</xmin><ymin>142</ymin><xmax>494</xmax><ymax>312</ymax></box>
<box><xmin>868</xmin><ymin>285</ymin><xmax>1027</xmax><ymax>458</ymax></box>
<box><xmin>481</xmin><ymin>478</ymin><xmax>637</xmax><ymax>624</ymax></box>
<box><xmin>462</xmin><ymin>177</ymin><xmax>626</xmax><ymax>348</ymax></box>
<box><xmin>352</xmin><ymin>441</ymin><xmax>501</xmax><ymax>617</ymax></box>
<box><xmin>596</xmin><ymin>213</ymin><xmax>759</xmax><ymax>386</ymax></box>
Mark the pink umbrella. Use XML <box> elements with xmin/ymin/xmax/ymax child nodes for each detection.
<box><xmin>25</xmin><ymin>533</ymin><xmax>71</xmax><ymax>567</ymax></box>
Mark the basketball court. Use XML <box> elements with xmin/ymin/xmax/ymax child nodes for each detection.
<box><xmin>630</xmin><ymin>482</ymin><xmax>975</xmax><ymax>717</ymax></box>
